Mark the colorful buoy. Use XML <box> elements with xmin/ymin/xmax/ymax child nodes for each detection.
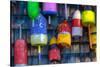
<box><xmin>49</xmin><ymin>37</ymin><xmax>61</xmax><ymax>63</ymax></box>
<box><xmin>30</xmin><ymin>14</ymin><xmax>48</xmax><ymax>64</ymax></box>
<box><xmin>72</xmin><ymin>9</ymin><xmax>82</xmax><ymax>37</ymax></box>
<box><xmin>57</xmin><ymin>20</ymin><xmax>71</xmax><ymax>48</ymax></box>
<box><xmin>27</xmin><ymin>2</ymin><xmax>39</xmax><ymax>20</ymax></box>
<box><xmin>31</xmin><ymin>14</ymin><xmax>48</xmax><ymax>46</ymax></box>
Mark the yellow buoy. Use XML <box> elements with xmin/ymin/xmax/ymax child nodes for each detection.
<box><xmin>49</xmin><ymin>36</ymin><xmax>57</xmax><ymax>45</ymax></box>
<box><xmin>90</xmin><ymin>25</ymin><xmax>96</xmax><ymax>45</ymax></box>
<box><xmin>88</xmin><ymin>25</ymin><xmax>96</xmax><ymax>50</ymax></box>
<box><xmin>82</xmin><ymin>7</ymin><xmax>95</xmax><ymax>26</ymax></box>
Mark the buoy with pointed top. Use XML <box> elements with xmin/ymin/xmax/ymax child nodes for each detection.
<box><xmin>72</xmin><ymin>9</ymin><xmax>82</xmax><ymax>37</ymax></box>
<box><xmin>27</xmin><ymin>1</ymin><xmax>39</xmax><ymax>20</ymax></box>
<box><xmin>82</xmin><ymin>6</ymin><xmax>95</xmax><ymax>26</ymax></box>
<box><xmin>57</xmin><ymin>20</ymin><xmax>71</xmax><ymax>48</ymax></box>
<box><xmin>49</xmin><ymin>36</ymin><xmax>61</xmax><ymax>63</ymax></box>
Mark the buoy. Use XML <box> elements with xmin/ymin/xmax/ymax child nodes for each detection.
<box><xmin>72</xmin><ymin>9</ymin><xmax>82</xmax><ymax>37</ymax></box>
<box><xmin>27</xmin><ymin>1</ymin><xmax>39</xmax><ymax>20</ymax></box>
<box><xmin>49</xmin><ymin>47</ymin><xmax>61</xmax><ymax>63</ymax></box>
<box><xmin>30</xmin><ymin>14</ymin><xmax>48</xmax><ymax>64</ymax></box>
<box><xmin>82</xmin><ymin>6</ymin><xmax>95</xmax><ymax>26</ymax></box>
<box><xmin>57</xmin><ymin>20</ymin><xmax>71</xmax><ymax>48</ymax></box>
<box><xmin>49</xmin><ymin>37</ymin><xmax>61</xmax><ymax>63</ymax></box>
<box><xmin>14</xmin><ymin>19</ymin><xmax>27</xmax><ymax>66</ymax></box>
<box><xmin>43</xmin><ymin>3</ymin><xmax>57</xmax><ymax>15</ymax></box>
<box><xmin>14</xmin><ymin>40</ymin><xmax>27</xmax><ymax>66</ymax></box>
<box><xmin>43</xmin><ymin>3</ymin><xmax>57</xmax><ymax>30</ymax></box>
<box><xmin>49</xmin><ymin>36</ymin><xmax>57</xmax><ymax>45</ymax></box>
<box><xmin>31</xmin><ymin>14</ymin><xmax>48</xmax><ymax>45</ymax></box>
<box><xmin>89</xmin><ymin>25</ymin><xmax>96</xmax><ymax>49</ymax></box>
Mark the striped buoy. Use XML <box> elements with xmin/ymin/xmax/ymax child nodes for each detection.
<box><xmin>31</xmin><ymin>14</ymin><xmax>48</xmax><ymax>46</ymax></box>
<box><xmin>49</xmin><ymin>37</ymin><xmax>61</xmax><ymax>63</ymax></box>
<box><xmin>30</xmin><ymin>14</ymin><xmax>48</xmax><ymax>64</ymax></box>
<box><xmin>72</xmin><ymin>9</ymin><xmax>82</xmax><ymax>37</ymax></box>
<box><xmin>89</xmin><ymin>25</ymin><xmax>96</xmax><ymax>49</ymax></box>
<box><xmin>57</xmin><ymin>20</ymin><xmax>71</xmax><ymax>48</ymax></box>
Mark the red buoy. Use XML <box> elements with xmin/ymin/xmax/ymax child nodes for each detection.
<box><xmin>49</xmin><ymin>47</ymin><xmax>61</xmax><ymax>62</ymax></box>
<box><xmin>58</xmin><ymin>20</ymin><xmax>71</xmax><ymax>33</ymax></box>
<box><xmin>14</xmin><ymin>39</ymin><xmax>27</xmax><ymax>65</ymax></box>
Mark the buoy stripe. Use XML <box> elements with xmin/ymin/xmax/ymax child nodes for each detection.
<box><xmin>31</xmin><ymin>34</ymin><xmax>48</xmax><ymax>46</ymax></box>
<box><xmin>72</xmin><ymin>19</ymin><xmax>82</xmax><ymax>27</ymax></box>
<box><xmin>72</xmin><ymin>27</ymin><xmax>82</xmax><ymax>36</ymax></box>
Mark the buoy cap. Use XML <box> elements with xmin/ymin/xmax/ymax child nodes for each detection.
<box><xmin>73</xmin><ymin>9</ymin><xmax>81</xmax><ymax>19</ymax></box>
<box><xmin>58</xmin><ymin>20</ymin><xmax>71</xmax><ymax>33</ymax></box>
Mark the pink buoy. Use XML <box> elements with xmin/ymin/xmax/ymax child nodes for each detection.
<box><xmin>14</xmin><ymin>39</ymin><xmax>27</xmax><ymax>66</ymax></box>
<box><xmin>43</xmin><ymin>2</ymin><xmax>57</xmax><ymax>15</ymax></box>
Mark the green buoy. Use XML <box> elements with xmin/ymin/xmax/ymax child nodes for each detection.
<box><xmin>27</xmin><ymin>1</ymin><xmax>39</xmax><ymax>20</ymax></box>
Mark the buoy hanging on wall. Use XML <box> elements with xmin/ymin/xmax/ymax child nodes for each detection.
<box><xmin>57</xmin><ymin>20</ymin><xmax>71</xmax><ymax>48</ymax></box>
<box><xmin>82</xmin><ymin>6</ymin><xmax>95</xmax><ymax>26</ymax></box>
<box><xmin>31</xmin><ymin>14</ymin><xmax>48</xmax><ymax>45</ymax></box>
<box><xmin>90</xmin><ymin>25</ymin><xmax>96</xmax><ymax>49</ymax></box>
<box><xmin>30</xmin><ymin>14</ymin><xmax>48</xmax><ymax>64</ymax></box>
<box><xmin>72</xmin><ymin>9</ymin><xmax>82</xmax><ymax>37</ymax></box>
<box><xmin>27</xmin><ymin>1</ymin><xmax>39</xmax><ymax>20</ymax></box>
<box><xmin>49</xmin><ymin>37</ymin><xmax>61</xmax><ymax>63</ymax></box>
<box><xmin>14</xmin><ymin>19</ymin><xmax>27</xmax><ymax>66</ymax></box>
<box><xmin>49</xmin><ymin>36</ymin><xmax>57</xmax><ymax>46</ymax></box>
<box><xmin>14</xmin><ymin>40</ymin><xmax>27</xmax><ymax>66</ymax></box>
<box><xmin>43</xmin><ymin>3</ymin><xmax>57</xmax><ymax>15</ymax></box>
<box><xmin>42</xmin><ymin>3</ymin><xmax>57</xmax><ymax>29</ymax></box>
